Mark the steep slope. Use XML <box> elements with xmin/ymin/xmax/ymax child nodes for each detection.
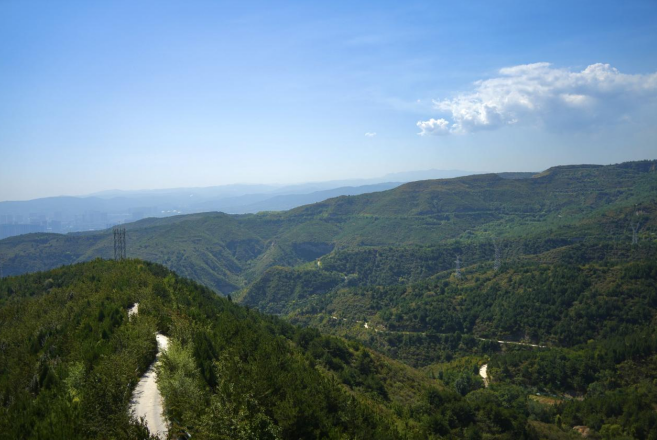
<box><xmin>317</xmin><ymin>255</ymin><xmax>656</xmax><ymax>347</ymax></box>
<box><xmin>240</xmin><ymin>251</ymin><xmax>657</xmax><ymax>439</ymax></box>
<box><xmin>0</xmin><ymin>261</ymin><xmax>401</xmax><ymax>438</ymax></box>
<box><xmin>0</xmin><ymin>259</ymin><xmax>548</xmax><ymax>439</ymax></box>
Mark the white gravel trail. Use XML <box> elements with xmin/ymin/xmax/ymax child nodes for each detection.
<box><xmin>128</xmin><ymin>303</ymin><xmax>170</xmax><ymax>439</ymax></box>
<box><xmin>479</xmin><ymin>364</ymin><xmax>489</xmax><ymax>388</ymax></box>
<box><xmin>127</xmin><ymin>303</ymin><xmax>139</xmax><ymax>320</ymax></box>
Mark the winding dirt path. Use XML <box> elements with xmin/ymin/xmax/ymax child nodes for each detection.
<box><xmin>128</xmin><ymin>302</ymin><xmax>139</xmax><ymax>320</ymax></box>
<box><xmin>479</xmin><ymin>364</ymin><xmax>489</xmax><ymax>388</ymax></box>
<box><xmin>128</xmin><ymin>303</ymin><xmax>170</xmax><ymax>439</ymax></box>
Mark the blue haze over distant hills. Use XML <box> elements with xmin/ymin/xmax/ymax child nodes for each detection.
<box><xmin>0</xmin><ymin>169</ymin><xmax>478</xmax><ymax>239</ymax></box>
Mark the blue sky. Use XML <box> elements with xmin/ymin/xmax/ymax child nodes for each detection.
<box><xmin>1</xmin><ymin>0</ymin><xmax>656</xmax><ymax>200</ymax></box>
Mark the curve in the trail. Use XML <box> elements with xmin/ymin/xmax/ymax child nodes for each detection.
<box><xmin>479</xmin><ymin>364</ymin><xmax>489</xmax><ymax>388</ymax></box>
<box><xmin>128</xmin><ymin>302</ymin><xmax>139</xmax><ymax>320</ymax></box>
<box><xmin>128</xmin><ymin>303</ymin><xmax>170</xmax><ymax>439</ymax></box>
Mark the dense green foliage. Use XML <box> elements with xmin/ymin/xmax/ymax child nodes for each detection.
<box><xmin>0</xmin><ymin>260</ymin><xmax>158</xmax><ymax>439</ymax></box>
<box><xmin>2</xmin><ymin>161</ymin><xmax>656</xmax><ymax>296</ymax></box>
<box><xmin>0</xmin><ymin>261</ymin><xmax>404</xmax><ymax>439</ymax></box>
<box><xmin>0</xmin><ymin>260</ymin><xmax>558</xmax><ymax>439</ymax></box>
<box><xmin>2</xmin><ymin>160</ymin><xmax>657</xmax><ymax>439</ymax></box>
<box><xmin>249</xmin><ymin>255</ymin><xmax>657</xmax><ymax>361</ymax></box>
<box><xmin>487</xmin><ymin>331</ymin><xmax>657</xmax><ymax>438</ymax></box>
<box><xmin>242</xmin><ymin>251</ymin><xmax>657</xmax><ymax>439</ymax></box>
<box><xmin>239</xmin><ymin>266</ymin><xmax>343</xmax><ymax>314</ymax></box>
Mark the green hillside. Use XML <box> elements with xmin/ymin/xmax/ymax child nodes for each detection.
<box><xmin>0</xmin><ymin>259</ymin><xmax>484</xmax><ymax>439</ymax></box>
<box><xmin>3</xmin><ymin>259</ymin><xmax>602</xmax><ymax>439</ymax></box>
<box><xmin>1</xmin><ymin>160</ymin><xmax>656</xmax><ymax>296</ymax></box>
<box><xmin>260</xmin><ymin>248</ymin><xmax>657</xmax><ymax>362</ymax></box>
<box><xmin>242</xmin><ymin>250</ymin><xmax>657</xmax><ymax>438</ymax></box>
<box><xmin>2</xmin><ymin>160</ymin><xmax>657</xmax><ymax>439</ymax></box>
<box><xmin>3</xmin><ymin>259</ymin><xmax>656</xmax><ymax>439</ymax></box>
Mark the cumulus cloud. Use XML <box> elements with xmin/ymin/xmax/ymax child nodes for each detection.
<box><xmin>417</xmin><ymin>62</ymin><xmax>657</xmax><ymax>135</ymax></box>
<box><xmin>416</xmin><ymin>118</ymin><xmax>450</xmax><ymax>136</ymax></box>
<box><xmin>365</xmin><ymin>132</ymin><xmax>377</xmax><ymax>137</ymax></box>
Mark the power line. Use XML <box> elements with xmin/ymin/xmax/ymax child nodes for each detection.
<box><xmin>113</xmin><ymin>226</ymin><xmax>126</xmax><ymax>260</ymax></box>
<box><xmin>631</xmin><ymin>222</ymin><xmax>640</xmax><ymax>245</ymax></box>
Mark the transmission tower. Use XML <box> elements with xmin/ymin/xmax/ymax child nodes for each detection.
<box><xmin>454</xmin><ymin>255</ymin><xmax>462</xmax><ymax>279</ymax></box>
<box><xmin>631</xmin><ymin>222</ymin><xmax>640</xmax><ymax>245</ymax></box>
<box><xmin>493</xmin><ymin>240</ymin><xmax>501</xmax><ymax>271</ymax></box>
<box><xmin>113</xmin><ymin>226</ymin><xmax>126</xmax><ymax>260</ymax></box>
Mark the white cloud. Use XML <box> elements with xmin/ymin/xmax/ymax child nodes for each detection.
<box><xmin>418</xmin><ymin>62</ymin><xmax>657</xmax><ymax>135</ymax></box>
<box><xmin>416</xmin><ymin>118</ymin><xmax>450</xmax><ymax>136</ymax></box>
<box><xmin>365</xmin><ymin>132</ymin><xmax>377</xmax><ymax>137</ymax></box>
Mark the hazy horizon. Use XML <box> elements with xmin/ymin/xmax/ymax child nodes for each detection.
<box><xmin>1</xmin><ymin>167</ymin><xmax>481</xmax><ymax>202</ymax></box>
<box><xmin>0</xmin><ymin>159</ymin><xmax>642</xmax><ymax>203</ymax></box>
<box><xmin>2</xmin><ymin>1</ymin><xmax>657</xmax><ymax>201</ymax></box>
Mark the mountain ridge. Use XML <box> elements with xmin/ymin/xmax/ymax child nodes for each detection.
<box><xmin>1</xmin><ymin>160</ymin><xmax>655</xmax><ymax>295</ymax></box>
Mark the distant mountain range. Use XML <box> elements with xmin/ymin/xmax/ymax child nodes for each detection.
<box><xmin>85</xmin><ymin>169</ymin><xmax>478</xmax><ymax>200</ymax></box>
<box><xmin>0</xmin><ymin>169</ymin><xmax>478</xmax><ymax>239</ymax></box>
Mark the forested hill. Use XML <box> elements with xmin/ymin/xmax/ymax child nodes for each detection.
<box><xmin>1</xmin><ymin>160</ymin><xmax>655</xmax><ymax>295</ymax></box>
<box><xmin>288</xmin><ymin>160</ymin><xmax>656</xmax><ymax>218</ymax></box>
<box><xmin>244</xmin><ymin>247</ymin><xmax>657</xmax><ymax>363</ymax></box>
<box><xmin>1</xmin><ymin>259</ymin><xmax>547</xmax><ymax>439</ymax></box>
<box><xmin>234</xmin><ymin>248</ymin><xmax>657</xmax><ymax>439</ymax></box>
<box><xmin>2</xmin><ymin>160</ymin><xmax>657</xmax><ymax>439</ymax></box>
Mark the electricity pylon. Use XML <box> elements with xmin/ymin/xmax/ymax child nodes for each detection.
<box><xmin>113</xmin><ymin>227</ymin><xmax>126</xmax><ymax>260</ymax></box>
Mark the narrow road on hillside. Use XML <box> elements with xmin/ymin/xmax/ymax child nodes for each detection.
<box><xmin>317</xmin><ymin>312</ymin><xmax>551</xmax><ymax>348</ymax></box>
<box><xmin>128</xmin><ymin>303</ymin><xmax>170</xmax><ymax>439</ymax></box>
<box><xmin>477</xmin><ymin>338</ymin><xmax>547</xmax><ymax>348</ymax></box>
